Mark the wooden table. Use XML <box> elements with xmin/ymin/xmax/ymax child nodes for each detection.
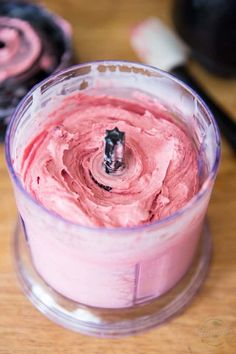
<box><xmin>0</xmin><ymin>1</ymin><xmax>235</xmax><ymax>353</ymax></box>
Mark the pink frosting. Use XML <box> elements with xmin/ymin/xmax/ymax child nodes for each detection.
<box><xmin>0</xmin><ymin>17</ymin><xmax>41</xmax><ymax>82</ymax></box>
<box><xmin>20</xmin><ymin>93</ymin><xmax>199</xmax><ymax>228</ymax></box>
<box><xmin>13</xmin><ymin>92</ymin><xmax>210</xmax><ymax>308</ymax></box>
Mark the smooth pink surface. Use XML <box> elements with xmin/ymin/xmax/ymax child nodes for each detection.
<box><xmin>20</xmin><ymin>93</ymin><xmax>199</xmax><ymax>228</ymax></box>
<box><xmin>17</xmin><ymin>204</ymin><xmax>206</xmax><ymax>308</ymax></box>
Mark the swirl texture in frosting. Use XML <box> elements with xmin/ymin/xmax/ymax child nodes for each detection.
<box><xmin>20</xmin><ymin>94</ymin><xmax>199</xmax><ymax>228</ymax></box>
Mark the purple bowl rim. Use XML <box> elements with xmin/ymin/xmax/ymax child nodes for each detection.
<box><xmin>5</xmin><ymin>60</ymin><xmax>221</xmax><ymax>234</ymax></box>
<box><xmin>41</xmin><ymin>4</ymin><xmax>73</xmax><ymax>70</ymax></box>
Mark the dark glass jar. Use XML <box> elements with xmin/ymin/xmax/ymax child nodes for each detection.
<box><xmin>173</xmin><ymin>0</ymin><xmax>236</xmax><ymax>77</ymax></box>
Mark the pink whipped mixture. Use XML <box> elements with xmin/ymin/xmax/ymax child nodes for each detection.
<box><xmin>20</xmin><ymin>93</ymin><xmax>199</xmax><ymax>228</ymax></box>
<box><xmin>0</xmin><ymin>17</ymin><xmax>42</xmax><ymax>82</ymax></box>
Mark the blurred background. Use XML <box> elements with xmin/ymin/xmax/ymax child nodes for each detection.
<box><xmin>2</xmin><ymin>0</ymin><xmax>235</xmax><ymax>144</ymax></box>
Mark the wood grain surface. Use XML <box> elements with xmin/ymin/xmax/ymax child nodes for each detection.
<box><xmin>0</xmin><ymin>1</ymin><xmax>236</xmax><ymax>353</ymax></box>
